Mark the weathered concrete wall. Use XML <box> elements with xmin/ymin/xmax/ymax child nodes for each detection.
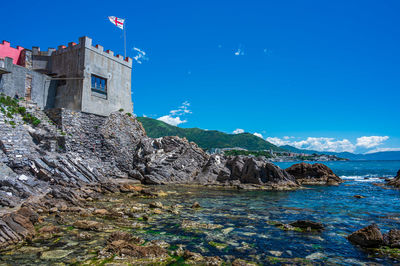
<box><xmin>51</xmin><ymin>42</ymin><xmax>85</xmax><ymax>111</ymax></box>
<box><xmin>0</xmin><ymin>57</ymin><xmax>56</xmax><ymax>109</ymax></box>
<box><xmin>80</xmin><ymin>37</ymin><xmax>133</xmax><ymax>116</ymax></box>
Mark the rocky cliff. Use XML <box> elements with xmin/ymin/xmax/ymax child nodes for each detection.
<box><xmin>0</xmin><ymin>101</ymin><xmax>301</xmax><ymax>248</ymax></box>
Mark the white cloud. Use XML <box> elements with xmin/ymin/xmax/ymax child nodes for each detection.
<box><xmin>233</xmin><ymin>128</ymin><xmax>245</xmax><ymax>134</ymax></box>
<box><xmin>364</xmin><ymin>147</ymin><xmax>400</xmax><ymax>154</ymax></box>
<box><xmin>253</xmin><ymin>133</ymin><xmax>263</xmax><ymax>139</ymax></box>
<box><xmin>283</xmin><ymin>136</ymin><xmax>294</xmax><ymax>140</ymax></box>
<box><xmin>294</xmin><ymin>137</ymin><xmax>355</xmax><ymax>153</ymax></box>
<box><xmin>157</xmin><ymin>115</ymin><xmax>187</xmax><ymax>126</ymax></box>
<box><xmin>234</xmin><ymin>44</ymin><xmax>245</xmax><ymax>56</ymax></box>
<box><xmin>157</xmin><ymin>101</ymin><xmax>191</xmax><ymax>126</ymax></box>
<box><xmin>132</xmin><ymin>47</ymin><xmax>148</xmax><ymax>64</ymax></box>
<box><xmin>267</xmin><ymin>137</ymin><xmax>356</xmax><ymax>153</ymax></box>
<box><xmin>356</xmin><ymin>136</ymin><xmax>389</xmax><ymax>148</ymax></box>
<box><xmin>266</xmin><ymin>137</ymin><xmax>291</xmax><ymax>146</ymax></box>
<box><xmin>266</xmin><ymin>135</ymin><xmax>395</xmax><ymax>154</ymax></box>
<box><xmin>263</xmin><ymin>48</ymin><xmax>272</xmax><ymax>56</ymax></box>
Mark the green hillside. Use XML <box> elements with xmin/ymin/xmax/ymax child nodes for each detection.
<box><xmin>137</xmin><ymin>117</ymin><xmax>284</xmax><ymax>151</ymax></box>
<box><xmin>281</xmin><ymin>145</ymin><xmax>400</xmax><ymax>160</ymax></box>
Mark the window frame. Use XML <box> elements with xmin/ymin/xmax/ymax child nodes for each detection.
<box><xmin>91</xmin><ymin>74</ymin><xmax>107</xmax><ymax>95</ymax></box>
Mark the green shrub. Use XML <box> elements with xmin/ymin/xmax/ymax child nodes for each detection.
<box><xmin>118</xmin><ymin>108</ymin><xmax>124</xmax><ymax>112</ymax></box>
<box><xmin>32</xmin><ymin>118</ymin><xmax>41</xmax><ymax>126</ymax></box>
<box><xmin>126</xmin><ymin>113</ymin><xmax>132</xmax><ymax>117</ymax></box>
<box><xmin>17</xmin><ymin>106</ymin><xmax>26</xmax><ymax>115</ymax></box>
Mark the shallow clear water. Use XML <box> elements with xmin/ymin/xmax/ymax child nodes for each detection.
<box><xmin>1</xmin><ymin>160</ymin><xmax>399</xmax><ymax>265</ymax></box>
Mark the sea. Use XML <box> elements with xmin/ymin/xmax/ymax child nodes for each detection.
<box><xmin>1</xmin><ymin>160</ymin><xmax>399</xmax><ymax>265</ymax></box>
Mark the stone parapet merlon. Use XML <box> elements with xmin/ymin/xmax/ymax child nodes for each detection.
<box><xmin>54</xmin><ymin>36</ymin><xmax>132</xmax><ymax>68</ymax></box>
<box><xmin>31</xmin><ymin>47</ymin><xmax>56</xmax><ymax>56</ymax></box>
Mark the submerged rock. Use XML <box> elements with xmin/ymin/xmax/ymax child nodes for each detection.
<box><xmin>232</xmin><ymin>258</ymin><xmax>258</xmax><ymax>266</ymax></box>
<box><xmin>106</xmin><ymin>231</ymin><xmax>168</xmax><ymax>259</ymax></box>
<box><xmin>285</xmin><ymin>162</ymin><xmax>343</xmax><ymax>185</ymax></box>
<box><xmin>72</xmin><ymin>220</ymin><xmax>104</xmax><ymax>232</ymax></box>
<box><xmin>181</xmin><ymin>219</ymin><xmax>223</xmax><ymax>230</ymax></box>
<box><xmin>191</xmin><ymin>201</ymin><xmax>201</xmax><ymax>208</ymax></box>
<box><xmin>41</xmin><ymin>249</ymin><xmax>73</xmax><ymax>260</ymax></box>
<box><xmin>289</xmin><ymin>220</ymin><xmax>325</xmax><ymax>231</ymax></box>
<box><xmin>353</xmin><ymin>195</ymin><xmax>366</xmax><ymax>199</ymax></box>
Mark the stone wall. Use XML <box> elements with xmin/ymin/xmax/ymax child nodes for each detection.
<box><xmin>0</xmin><ymin>57</ymin><xmax>57</xmax><ymax>109</ymax></box>
<box><xmin>45</xmin><ymin>108</ymin><xmax>108</xmax><ymax>157</ymax></box>
<box><xmin>45</xmin><ymin>108</ymin><xmax>128</xmax><ymax>178</ymax></box>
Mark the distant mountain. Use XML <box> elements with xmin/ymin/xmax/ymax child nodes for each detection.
<box><xmin>137</xmin><ymin>117</ymin><xmax>284</xmax><ymax>151</ymax></box>
<box><xmin>281</xmin><ymin>145</ymin><xmax>400</xmax><ymax>160</ymax></box>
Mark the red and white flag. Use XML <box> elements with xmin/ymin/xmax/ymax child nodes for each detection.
<box><xmin>108</xmin><ymin>16</ymin><xmax>125</xmax><ymax>30</ymax></box>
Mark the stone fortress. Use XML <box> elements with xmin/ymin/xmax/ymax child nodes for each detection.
<box><xmin>0</xmin><ymin>36</ymin><xmax>133</xmax><ymax>116</ymax></box>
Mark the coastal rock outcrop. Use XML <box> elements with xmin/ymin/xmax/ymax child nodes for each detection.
<box><xmin>347</xmin><ymin>223</ymin><xmax>400</xmax><ymax>259</ymax></box>
<box><xmin>133</xmin><ymin>136</ymin><xmax>209</xmax><ymax>184</ymax></box>
<box><xmin>347</xmin><ymin>224</ymin><xmax>385</xmax><ymax>248</ymax></box>
<box><xmin>0</xmin><ymin>102</ymin><xmax>310</xmax><ymax>248</ymax></box>
<box><xmin>285</xmin><ymin>162</ymin><xmax>343</xmax><ymax>185</ymax></box>
<box><xmin>194</xmin><ymin>155</ymin><xmax>299</xmax><ymax>189</ymax></box>
<box><xmin>387</xmin><ymin>170</ymin><xmax>400</xmax><ymax>188</ymax></box>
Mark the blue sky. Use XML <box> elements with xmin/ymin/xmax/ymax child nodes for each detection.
<box><xmin>2</xmin><ymin>0</ymin><xmax>399</xmax><ymax>153</ymax></box>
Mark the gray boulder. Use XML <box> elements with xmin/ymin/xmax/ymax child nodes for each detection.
<box><xmin>133</xmin><ymin>136</ymin><xmax>209</xmax><ymax>184</ymax></box>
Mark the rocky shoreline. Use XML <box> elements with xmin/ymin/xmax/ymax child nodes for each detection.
<box><xmin>1</xmin><ymin>97</ymin><xmax>400</xmax><ymax>264</ymax></box>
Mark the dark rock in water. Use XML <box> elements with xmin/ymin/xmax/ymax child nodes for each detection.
<box><xmin>240</xmin><ymin>157</ymin><xmax>297</xmax><ymax>187</ymax></box>
<box><xmin>149</xmin><ymin>202</ymin><xmax>163</xmax><ymax>209</ymax></box>
<box><xmin>347</xmin><ymin>224</ymin><xmax>384</xmax><ymax>248</ymax></box>
<box><xmin>384</xmin><ymin>229</ymin><xmax>400</xmax><ymax>248</ymax></box>
<box><xmin>289</xmin><ymin>220</ymin><xmax>324</xmax><ymax>231</ymax></box>
<box><xmin>387</xmin><ymin>170</ymin><xmax>400</xmax><ymax>188</ymax></box>
<box><xmin>285</xmin><ymin>162</ymin><xmax>343</xmax><ymax>185</ymax></box>
<box><xmin>197</xmin><ymin>155</ymin><xmax>299</xmax><ymax>190</ymax></box>
<box><xmin>353</xmin><ymin>195</ymin><xmax>366</xmax><ymax>199</ymax></box>
<box><xmin>191</xmin><ymin>201</ymin><xmax>201</xmax><ymax>208</ymax></box>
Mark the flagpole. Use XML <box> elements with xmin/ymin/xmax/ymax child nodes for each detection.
<box><xmin>124</xmin><ymin>19</ymin><xmax>127</xmax><ymax>58</ymax></box>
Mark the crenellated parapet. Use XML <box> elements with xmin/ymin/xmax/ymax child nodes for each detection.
<box><xmin>31</xmin><ymin>47</ymin><xmax>56</xmax><ymax>56</ymax></box>
<box><xmin>0</xmin><ymin>41</ymin><xmax>25</xmax><ymax>65</ymax></box>
<box><xmin>54</xmin><ymin>36</ymin><xmax>132</xmax><ymax>67</ymax></box>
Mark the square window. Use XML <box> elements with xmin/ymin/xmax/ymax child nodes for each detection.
<box><xmin>91</xmin><ymin>74</ymin><xmax>107</xmax><ymax>96</ymax></box>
